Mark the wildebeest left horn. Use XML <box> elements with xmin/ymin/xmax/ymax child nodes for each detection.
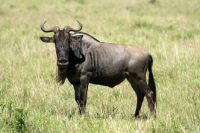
<box><xmin>40</xmin><ymin>21</ymin><xmax>60</xmax><ymax>33</ymax></box>
<box><xmin>63</xmin><ymin>20</ymin><xmax>82</xmax><ymax>33</ymax></box>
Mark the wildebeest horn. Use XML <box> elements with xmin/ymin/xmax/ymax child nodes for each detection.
<box><xmin>40</xmin><ymin>21</ymin><xmax>60</xmax><ymax>33</ymax></box>
<box><xmin>63</xmin><ymin>20</ymin><xmax>82</xmax><ymax>33</ymax></box>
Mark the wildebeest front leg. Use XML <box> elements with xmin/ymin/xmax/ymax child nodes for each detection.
<box><xmin>73</xmin><ymin>75</ymin><xmax>89</xmax><ymax>114</ymax></box>
<box><xmin>73</xmin><ymin>84</ymin><xmax>82</xmax><ymax>113</ymax></box>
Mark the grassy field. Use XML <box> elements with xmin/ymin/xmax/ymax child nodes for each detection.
<box><xmin>0</xmin><ymin>0</ymin><xmax>200</xmax><ymax>132</ymax></box>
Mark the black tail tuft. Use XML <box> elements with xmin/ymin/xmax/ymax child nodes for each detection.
<box><xmin>148</xmin><ymin>55</ymin><xmax>157</xmax><ymax>106</ymax></box>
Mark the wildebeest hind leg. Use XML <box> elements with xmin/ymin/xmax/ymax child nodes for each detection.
<box><xmin>127</xmin><ymin>78</ymin><xmax>144</xmax><ymax>118</ymax></box>
<box><xmin>136</xmin><ymin>78</ymin><xmax>155</xmax><ymax>117</ymax></box>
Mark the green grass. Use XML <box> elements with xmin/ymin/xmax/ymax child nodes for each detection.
<box><xmin>0</xmin><ymin>0</ymin><xmax>200</xmax><ymax>132</ymax></box>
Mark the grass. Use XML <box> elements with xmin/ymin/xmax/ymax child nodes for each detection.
<box><xmin>0</xmin><ymin>0</ymin><xmax>200</xmax><ymax>132</ymax></box>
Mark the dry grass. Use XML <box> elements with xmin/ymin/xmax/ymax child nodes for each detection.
<box><xmin>0</xmin><ymin>0</ymin><xmax>200</xmax><ymax>132</ymax></box>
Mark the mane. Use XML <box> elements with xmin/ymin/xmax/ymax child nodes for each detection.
<box><xmin>75</xmin><ymin>31</ymin><xmax>100</xmax><ymax>42</ymax></box>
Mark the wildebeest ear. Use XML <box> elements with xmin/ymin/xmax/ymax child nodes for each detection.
<box><xmin>70</xmin><ymin>35</ymin><xmax>83</xmax><ymax>58</ymax></box>
<box><xmin>40</xmin><ymin>37</ymin><xmax>54</xmax><ymax>43</ymax></box>
<box><xmin>70</xmin><ymin>35</ymin><xmax>83</xmax><ymax>42</ymax></box>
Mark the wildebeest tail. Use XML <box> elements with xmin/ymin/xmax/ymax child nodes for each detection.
<box><xmin>148</xmin><ymin>55</ymin><xmax>157</xmax><ymax>106</ymax></box>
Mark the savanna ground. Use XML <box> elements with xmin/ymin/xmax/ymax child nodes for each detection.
<box><xmin>0</xmin><ymin>0</ymin><xmax>200</xmax><ymax>132</ymax></box>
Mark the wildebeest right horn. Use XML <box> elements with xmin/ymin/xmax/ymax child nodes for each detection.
<box><xmin>40</xmin><ymin>21</ymin><xmax>60</xmax><ymax>33</ymax></box>
<box><xmin>63</xmin><ymin>20</ymin><xmax>82</xmax><ymax>33</ymax></box>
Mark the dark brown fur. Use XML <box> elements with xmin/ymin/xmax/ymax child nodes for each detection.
<box><xmin>40</xmin><ymin>21</ymin><xmax>157</xmax><ymax>118</ymax></box>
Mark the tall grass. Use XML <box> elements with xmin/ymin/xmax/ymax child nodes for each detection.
<box><xmin>0</xmin><ymin>0</ymin><xmax>200</xmax><ymax>132</ymax></box>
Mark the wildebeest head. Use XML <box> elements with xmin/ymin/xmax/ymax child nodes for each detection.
<box><xmin>40</xmin><ymin>20</ymin><xmax>83</xmax><ymax>69</ymax></box>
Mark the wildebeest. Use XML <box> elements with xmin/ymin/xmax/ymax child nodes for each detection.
<box><xmin>40</xmin><ymin>20</ymin><xmax>156</xmax><ymax>118</ymax></box>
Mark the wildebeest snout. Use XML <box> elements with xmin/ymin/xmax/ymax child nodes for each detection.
<box><xmin>57</xmin><ymin>50</ymin><xmax>69</xmax><ymax>68</ymax></box>
<box><xmin>57</xmin><ymin>59</ymin><xmax>69</xmax><ymax>68</ymax></box>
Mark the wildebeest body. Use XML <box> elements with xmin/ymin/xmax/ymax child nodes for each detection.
<box><xmin>40</xmin><ymin>21</ymin><xmax>156</xmax><ymax>118</ymax></box>
<box><xmin>69</xmin><ymin>39</ymin><xmax>150</xmax><ymax>88</ymax></box>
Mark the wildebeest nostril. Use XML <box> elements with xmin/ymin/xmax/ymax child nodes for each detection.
<box><xmin>57</xmin><ymin>60</ymin><xmax>69</xmax><ymax>67</ymax></box>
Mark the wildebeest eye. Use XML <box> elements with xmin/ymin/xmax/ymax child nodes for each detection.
<box><xmin>66</xmin><ymin>37</ymin><xmax>70</xmax><ymax>41</ymax></box>
<box><xmin>53</xmin><ymin>40</ymin><xmax>56</xmax><ymax>43</ymax></box>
